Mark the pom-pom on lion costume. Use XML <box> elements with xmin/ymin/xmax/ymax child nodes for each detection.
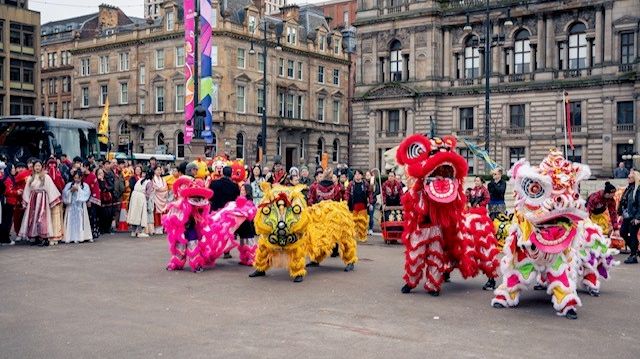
<box><xmin>249</xmin><ymin>183</ymin><xmax>358</xmax><ymax>282</ymax></box>
<box><xmin>396</xmin><ymin>134</ymin><xmax>500</xmax><ymax>296</ymax></box>
<box><xmin>491</xmin><ymin>149</ymin><xmax>618</xmax><ymax>319</ymax></box>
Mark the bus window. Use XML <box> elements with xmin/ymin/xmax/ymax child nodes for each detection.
<box><xmin>0</xmin><ymin>122</ymin><xmax>49</xmax><ymax>163</ymax></box>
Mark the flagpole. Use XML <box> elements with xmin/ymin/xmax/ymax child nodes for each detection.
<box><xmin>562</xmin><ymin>91</ymin><xmax>568</xmax><ymax>155</ymax></box>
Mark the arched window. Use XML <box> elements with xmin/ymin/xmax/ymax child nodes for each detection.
<box><xmin>568</xmin><ymin>22</ymin><xmax>587</xmax><ymax>70</ymax></box>
<box><xmin>464</xmin><ymin>36</ymin><xmax>479</xmax><ymax>79</ymax></box>
<box><xmin>236</xmin><ymin>132</ymin><xmax>244</xmax><ymax>159</ymax></box>
<box><xmin>119</xmin><ymin>121</ymin><xmax>130</xmax><ymax>135</ymax></box>
<box><xmin>176</xmin><ymin>131</ymin><xmax>185</xmax><ymax>159</ymax></box>
<box><xmin>156</xmin><ymin>132</ymin><xmax>165</xmax><ymax>146</ymax></box>
<box><xmin>390</xmin><ymin>40</ymin><xmax>402</xmax><ymax>81</ymax></box>
<box><xmin>514</xmin><ymin>29</ymin><xmax>531</xmax><ymax>74</ymax></box>
<box><xmin>317</xmin><ymin>137</ymin><xmax>325</xmax><ymax>163</ymax></box>
<box><xmin>332</xmin><ymin>139</ymin><xmax>340</xmax><ymax>163</ymax></box>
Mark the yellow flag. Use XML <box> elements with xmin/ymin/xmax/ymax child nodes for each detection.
<box><xmin>98</xmin><ymin>98</ymin><xmax>109</xmax><ymax>144</ymax></box>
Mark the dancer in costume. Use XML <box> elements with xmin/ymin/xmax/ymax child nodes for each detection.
<box><xmin>395</xmin><ymin>134</ymin><xmax>499</xmax><ymax>296</ymax></box>
<box><xmin>492</xmin><ymin>150</ymin><xmax>618</xmax><ymax>319</ymax></box>
<box><xmin>62</xmin><ymin>171</ymin><xmax>93</xmax><ymax>244</ymax></box>
<box><xmin>250</xmin><ymin>182</ymin><xmax>359</xmax><ymax>282</ymax></box>
<box><xmin>586</xmin><ymin>182</ymin><xmax>618</xmax><ymax>236</ymax></box>
<box><xmin>345</xmin><ymin>169</ymin><xmax>372</xmax><ymax>241</ymax></box>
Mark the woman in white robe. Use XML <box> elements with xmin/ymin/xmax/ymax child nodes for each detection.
<box><xmin>62</xmin><ymin>172</ymin><xmax>93</xmax><ymax>243</ymax></box>
<box><xmin>18</xmin><ymin>160</ymin><xmax>62</xmax><ymax>246</ymax></box>
<box><xmin>127</xmin><ymin>171</ymin><xmax>153</xmax><ymax>238</ymax></box>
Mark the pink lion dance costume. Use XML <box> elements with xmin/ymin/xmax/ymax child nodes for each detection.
<box><xmin>397</xmin><ymin>134</ymin><xmax>499</xmax><ymax>296</ymax></box>
<box><xmin>162</xmin><ymin>177</ymin><xmax>257</xmax><ymax>271</ymax></box>
<box><xmin>492</xmin><ymin>150</ymin><xmax>618</xmax><ymax>319</ymax></box>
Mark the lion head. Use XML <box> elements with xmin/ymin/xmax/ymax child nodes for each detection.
<box><xmin>254</xmin><ymin>183</ymin><xmax>309</xmax><ymax>247</ymax></box>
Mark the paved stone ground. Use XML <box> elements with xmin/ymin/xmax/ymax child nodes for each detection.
<box><xmin>1</xmin><ymin>234</ymin><xmax>639</xmax><ymax>359</ymax></box>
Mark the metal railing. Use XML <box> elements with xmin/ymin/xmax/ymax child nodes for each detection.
<box><xmin>506</xmin><ymin>127</ymin><xmax>525</xmax><ymax>135</ymax></box>
<box><xmin>619</xmin><ymin>64</ymin><xmax>634</xmax><ymax>72</ymax></box>
<box><xmin>616</xmin><ymin>123</ymin><xmax>636</xmax><ymax>132</ymax></box>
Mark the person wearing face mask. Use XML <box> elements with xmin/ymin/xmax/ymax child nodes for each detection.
<box><xmin>18</xmin><ymin>160</ymin><xmax>62</xmax><ymax>247</ymax></box>
<box><xmin>62</xmin><ymin>171</ymin><xmax>93</xmax><ymax>244</ymax></box>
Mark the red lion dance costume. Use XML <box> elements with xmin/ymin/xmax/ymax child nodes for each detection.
<box><xmin>397</xmin><ymin>134</ymin><xmax>499</xmax><ymax>296</ymax></box>
<box><xmin>162</xmin><ymin>177</ymin><xmax>256</xmax><ymax>272</ymax></box>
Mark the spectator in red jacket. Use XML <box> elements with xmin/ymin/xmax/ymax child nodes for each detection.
<box><xmin>382</xmin><ymin>171</ymin><xmax>403</xmax><ymax>207</ymax></box>
<box><xmin>469</xmin><ymin>176</ymin><xmax>490</xmax><ymax>208</ymax></box>
<box><xmin>307</xmin><ymin>169</ymin><xmax>342</xmax><ymax>206</ymax></box>
<box><xmin>11</xmin><ymin>163</ymin><xmax>29</xmax><ymax>241</ymax></box>
<box><xmin>586</xmin><ymin>182</ymin><xmax>619</xmax><ymax>235</ymax></box>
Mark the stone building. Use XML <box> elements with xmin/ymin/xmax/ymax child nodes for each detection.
<box><xmin>64</xmin><ymin>1</ymin><xmax>349</xmax><ymax>166</ymax></box>
<box><xmin>352</xmin><ymin>0</ymin><xmax>640</xmax><ymax>177</ymax></box>
<box><xmin>0</xmin><ymin>0</ymin><xmax>40</xmax><ymax>115</ymax></box>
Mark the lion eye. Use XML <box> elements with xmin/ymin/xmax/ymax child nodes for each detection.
<box><xmin>522</xmin><ymin>178</ymin><xmax>544</xmax><ymax>199</ymax></box>
<box><xmin>292</xmin><ymin>205</ymin><xmax>301</xmax><ymax>215</ymax></box>
<box><xmin>261</xmin><ymin>207</ymin><xmax>271</xmax><ymax>215</ymax></box>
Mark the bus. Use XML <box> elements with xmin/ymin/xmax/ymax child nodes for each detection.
<box><xmin>0</xmin><ymin>116</ymin><xmax>100</xmax><ymax>163</ymax></box>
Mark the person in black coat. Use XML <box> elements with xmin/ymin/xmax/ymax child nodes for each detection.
<box><xmin>487</xmin><ymin>168</ymin><xmax>507</xmax><ymax>220</ymax></box>
<box><xmin>209</xmin><ymin>166</ymin><xmax>241</xmax><ymax>259</ymax></box>
<box><xmin>621</xmin><ymin>170</ymin><xmax>640</xmax><ymax>264</ymax></box>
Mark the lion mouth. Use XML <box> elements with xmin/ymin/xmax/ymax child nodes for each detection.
<box><xmin>188</xmin><ymin>196</ymin><xmax>209</xmax><ymax>207</ymax></box>
<box><xmin>530</xmin><ymin>216</ymin><xmax>577</xmax><ymax>253</ymax></box>
<box><xmin>424</xmin><ymin>164</ymin><xmax>458</xmax><ymax>203</ymax></box>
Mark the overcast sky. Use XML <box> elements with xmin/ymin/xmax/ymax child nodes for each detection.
<box><xmin>32</xmin><ymin>0</ymin><xmax>324</xmax><ymax>24</ymax></box>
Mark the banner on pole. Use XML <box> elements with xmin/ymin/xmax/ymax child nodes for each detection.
<box><xmin>184</xmin><ymin>0</ymin><xmax>196</xmax><ymax>144</ymax></box>
<box><xmin>199</xmin><ymin>0</ymin><xmax>214</xmax><ymax>144</ymax></box>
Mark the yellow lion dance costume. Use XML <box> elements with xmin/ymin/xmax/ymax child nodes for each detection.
<box><xmin>249</xmin><ymin>183</ymin><xmax>358</xmax><ymax>283</ymax></box>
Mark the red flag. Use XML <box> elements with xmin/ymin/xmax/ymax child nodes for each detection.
<box><xmin>565</xmin><ymin>92</ymin><xmax>575</xmax><ymax>150</ymax></box>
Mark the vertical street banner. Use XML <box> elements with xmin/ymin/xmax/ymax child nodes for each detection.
<box><xmin>98</xmin><ymin>98</ymin><xmax>109</xmax><ymax>145</ymax></box>
<box><xmin>199</xmin><ymin>0</ymin><xmax>214</xmax><ymax>144</ymax></box>
<box><xmin>184</xmin><ymin>0</ymin><xmax>196</xmax><ymax>144</ymax></box>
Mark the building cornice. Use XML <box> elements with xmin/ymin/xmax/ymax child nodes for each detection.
<box><xmin>70</xmin><ymin>32</ymin><xmax>183</xmax><ymax>55</ymax></box>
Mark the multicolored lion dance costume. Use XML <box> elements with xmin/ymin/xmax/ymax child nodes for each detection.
<box><xmin>492</xmin><ymin>150</ymin><xmax>618</xmax><ymax>319</ymax></box>
<box><xmin>396</xmin><ymin>134</ymin><xmax>499</xmax><ymax>296</ymax></box>
<box><xmin>163</xmin><ymin>177</ymin><xmax>256</xmax><ymax>272</ymax></box>
<box><xmin>250</xmin><ymin>183</ymin><xmax>358</xmax><ymax>282</ymax></box>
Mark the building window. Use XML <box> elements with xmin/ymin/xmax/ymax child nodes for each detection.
<box><xmin>287</xmin><ymin>27</ymin><xmax>296</xmax><ymax>45</ymax></box>
<box><xmin>300</xmin><ymin>138</ymin><xmax>306</xmax><ymax>159</ymax></box>
<box><xmin>258</xmin><ymin>53</ymin><xmax>264</xmax><ymax>73</ymax></box>
<box><xmin>166</xmin><ymin>11</ymin><xmax>175</xmax><ymax>31</ymax></box>
<box><xmin>566</xmin><ymin>146</ymin><xmax>582</xmax><ymax>163</ymax></box>
<box><xmin>156</xmin><ymin>49</ymin><xmax>165</xmax><ymax>69</ymax></box>
<box><xmin>257</xmin><ymin>88</ymin><xmax>264</xmax><ymax>114</ymax></box>
<box><xmin>621</xmin><ymin>33</ymin><xmax>634</xmax><ymax>65</ymax></box>
<box><xmin>509</xmin><ymin>104</ymin><xmax>525</xmax><ymax>129</ymax></box>
<box><xmin>334</xmin><ymin>38</ymin><xmax>340</xmax><ymax>54</ymax></box>
<box><xmin>48</xmin><ymin>79</ymin><xmax>56</xmax><ymax>95</ymax></box>
<box><xmin>617</xmin><ymin>101</ymin><xmax>634</xmax><ymax>125</ymax></box>
<box><xmin>514</xmin><ymin>29</ymin><xmax>531</xmax><ymax>74</ymax></box>
<box><xmin>100</xmin><ymin>85</ymin><xmax>108</xmax><ymax>105</ymax></box>
<box><xmin>61</xmin><ymin>51</ymin><xmax>71</xmax><ymax>66</ymax></box>
<box><xmin>278</xmin><ymin>58</ymin><xmax>284</xmax><ymax>76</ymax></box>
<box><xmin>81</xmin><ymin>87</ymin><xmax>89</xmax><ymax>108</ymax></box>
<box><xmin>80</xmin><ymin>58</ymin><xmax>90</xmax><ymax>76</ymax></box>
<box><xmin>139</xmin><ymin>97</ymin><xmax>146</xmax><ymax>113</ymax></box>
<box><xmin>388</xmin><ymin>110</ymin><xmax>400</xmax><ymax>133</ymax></box>
<box><xmin>296</xmin><ymin>95</ymin><xmax>304</xmax><ymax>119</ymax></box>
<box><xmin>155</xmin><ymin>85</ymin><xmax>165</xmax><ymax>113</ymax></box>
<box><xmin>318</xmin><ymin>66</ymin><xmax>325</xmax><ymax>83</ymax></box>
<box><xmin>135</xmin><ymin>68</ymin><xmax>144</xmax><ymax>89</ymax></box>
<box><xmin>333</xmin><ymin>69</ymin><xmax>340</xmax><ymax>85</ymax></box>
<box><xmin>236</xmin><ymin>133</ymin><xmax>244</xmax><ymax>159</ymax></box>
<box><xmin>48</xmin><ymin>102</ymin><xmax>56</xmax><ymax>117</ymax></box>
<box><xmin>62</xmin><ymin>76</ymin><xmax>70</xmax><ymax>92</ymax></box>
<box><xmin>286</xmin><ymin>93</ymin><xmax>294</xmax><ymax>118</ymax></box>
<box><xmin>99</xmin><ymin>55</ymin><xmax>109</xmax><ymax>74</ymax></box>
<box><xmin>278</xmin><ymin>92</ymin><xmax>285</xmax><ymax>117</ymax></box>
<box><xmin>248</xmin><ymin>16</ymin><xmax>256</xmax><ymax>33</ymax></box>
<box><xmin>297</xmin><ymin>61</ymin><xmax>303</xmax><ymax>80</ymax></box>
<box><xmin>176</xmin><ymin>132</ymin><xmax>185</xmax><ymax>158</ymax></box>
<box><xmin>343</xmin><ymin>11</ymin><xmax>349</xmax><ymax>26</ymax></box>
<box><xmin>119</xmin><ymin>52</ymin><xmax>129</xmax><ymax>71</ymax></box>
<box><xmin>459</xmin><ymin>107</ymin><xmax>474</xmax><ymax>132</ymax></box>
<box><xmin>47</xmin><ymin>53</ymin><xmax>56</xmax><ymax>67</ymax></box>
<box><xmin>569</xmin><ymin>101</ymin><xmax>581</xmax><ymax>128</ymax></box>
<box><xmin>120</xmin><ymin>83</ymin><xmax>128</xmax><ymax>104</ymax></box>
<box><xmin>317</xmin><ymin>98</ymin><xmax>325</xmax><ymax>122</ymax></box>
<box><xmin>568</xmin><ymin>23</ymin><xmax>587</xmax><ymax>70</ymax></box>
<box><xmin>465</xmin><ymin>36</ymin><xmax>480</xmax><ymax>79</ymax></box>
<box><xmin>286</xmin><ymin>60</ymin><xmax>294</xmax><ymax>78</ymax></box>
<box><xmin>333</xmin><ymin>100</ymin><xmax>340</xmax><ymax>124</ymax></box>
<box><xmin>317</xmin><ymin>137</ymin><xmax>325</xmax><ymax>161</ymax></box>
<box><xmin>236</xmin><ymin>85</ymin><xmax>246</xmax><ymax>113</ymax></box>
<box><xmin>558</xmin><ymin>42</ymin><xmax>566</xmax><ymax>70</ymax></box>
<box><xmin>509</xmin><ymin>147</ymin><xmax>525</xmax><ymax>167</ymax></box>
<box><xmin>237</xmin><ymin>48</ymin><xmax>245</xmax><ymax>69</ymax></box>
<box><xmin>61</xmin><ymin>102</ymin><xmax>70</xmax><ymax>118</ymax></box>
<box><xmin>276</xmin><ymin>136</ymin><xmax>282</xmax><ymax>156</ymax></box>
<box><xmin>176</xmin><ymin>46</ymin><xmax>185</xmax><ymax>67</ymax></box>
<box><xmin>176</xmin><ymin>84</ymin><xmax>185</xmax><ymax>112</ymax></box>
<box><xmin>390</xmin><ymin>40</ymin><xmax>402</xmax><ymax>81</ymax></box>
<box><xmin>459</xmin><ymin>148</ymin><xmax>475</xmax><ymax>174</ymax></box>
<box><xmin>319</xmin><ymin>35</ymin><xmax>325</xmax><ymax>51</ymax></box>
<box><xmin>9</xmin><ymin>96</ymin><xmax>34</xmax><ymax>115</ymax></box>
<box><xmin>332</xmin><ymin>139</ymin><xmax>340</xmax><ymax>163</ymax></box>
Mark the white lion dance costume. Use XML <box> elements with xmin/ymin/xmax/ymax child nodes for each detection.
<box><xmin>492</xmin><ymin>150</ymin><xmax>618</xmax><ymax>319</ymax></box>
<box><xmin>396</xmin><ymin>134</ymin><xmax>500</xmax><ymax>296</ymax></box>
<box><xmin>162</xmin><ymin>177</ymin><xmax>256</xmax><ymax>272</ymax></box>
